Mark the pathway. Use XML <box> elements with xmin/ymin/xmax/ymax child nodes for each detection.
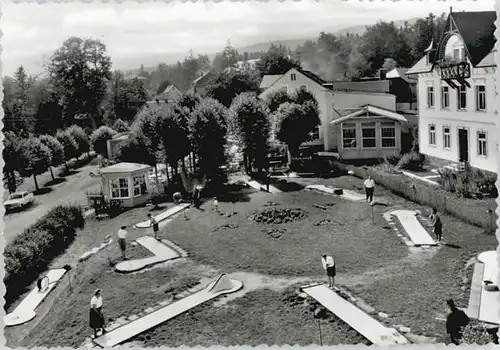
<box><xmin>115</xmin><ymin>237</ymin><xmax>185</xmax><ymax>273</ymax></box>
<box><xmin>92</xmin><ymin>274</ymin><xmax>243</xmax><ymax>348</ymax></box>
<box><xmin>302</xmin><ymin>283</ymin><xmax>409</xmax><ymax>345</ymax></box>
<box><xmin>5</xmin><ymin>269</ymin><xmax>67</xmax><ymax>327</ymax></box>
<box><xmin>135</xmin><ymin>203</ymin><xmax>191</xmax><ymax>229</ymax></box>
<box><xmin>477</xmin><ymin>251</ymin><xmax>499</xmax><ymax>325</ymax></box>
<box><xmin>305</xmin><ymin>184</ymin><xmax>365</xmax><ymax>202</ymax></box>
<box><xmin>388</xmin><ymin>210</ymin><xmax>437</xmax><ymax>246</ymax></box>
<box><xmin>246</xmin><ymin>180</ymin><xmax>281</xmax><ymax>194</ymax></box>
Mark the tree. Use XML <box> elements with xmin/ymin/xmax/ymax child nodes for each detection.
<box><xmin>90</xmin><ymin>126</ymin><xmax>117</xmax><ymax>158</ymax></box>
<box><xmin>274</xmin><ymin>101</ymin><xmax>321</xmax><ymax>160</ymax></box>
<box><xmin>212</xmin><ymin>41</ymin><xmax>239</xmax><ymax>72</ymax></box>
<box><xmin>3</xmin><ymin>131</ymin><xmax>21</xmax><ymax>193</ymax></box>
<box><xmin>205</xmin><ymin>71</ymin><xmax>260</xmax><ymax>107</ymax></box>
<box><xmin>67</xmin><ymin>125</ymin><xmax>90</xmax><ymax>158</ymax></box>
<box><xmin>17</xmin><ymin>137</ymin><xmax>52</xmax><ymax>192</ymax></box>
<box><xmin>266</xmin><ymin>90</ymin><xmax>293</xmax><ymax>113</ymax></box>
<box><xmin>382</xmin><ymin>58</ymin><xmax>398</xmax><ymax>71</ymax></box>
<box><xmin>189</xmin><ymin>98</ymin><xmax>228</xmax><ymax>188</ymax></box>
<box><xmin>48</xmin><ymin>37</ymin><xmax>112</xmax><ymax>128</ymax></box>
<box><xmin>38</xmin><ymin>135</ymin><xmax>65</xmax><ymax>180</ymax></box>
<box><xmin>256</xmin><ymin>44</ymin><xmax>301</xmax><ymax>75</ymax></box>
<box><xmin>33</xmin><ymin>93</ymin><xmax>64</xmax><ymax>136</ymax></box>
<box><xmin>230</xmin><ymin>93</ymin><xmax>271</xmax><ymax>175</ymax></box>
<box><xmin>56</xmin><ymin>130</ymin><xmax>79</xmax><ymax>173</ymax></box>
<box><xmin>112</xmin><ymin>119</ymin><xmax>130</xmax><ymax>133</ymax></box>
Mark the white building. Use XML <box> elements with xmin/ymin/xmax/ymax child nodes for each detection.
<box><xmin>259</xmin><ymin>67</ymin><xmax>409</xmax><ymax>159</ymax></box>
<box><xmin>407</xmin><ymin>10</ymin><xmax>497</xmax><ymax>173</ymax></box>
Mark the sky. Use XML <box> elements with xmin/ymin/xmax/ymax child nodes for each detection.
<box><xmin>1</xmin><ymin>0</ymin><xmax>495</xmax><ymax>76</ymax></box>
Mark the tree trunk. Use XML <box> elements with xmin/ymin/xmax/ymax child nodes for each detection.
<box><xmin>49</xmin><ymin>167</ymin><xmax>55</xmax><ymax>180</ymax></box>
<box><xmin>165</xmin><ymin>164</ymin><xmax>170</xmax><ymax>183</ymax></box>
<box><xmin>7</xmin><ymin>171</ymin><xmax>17</xmax><ymax>193</ymax></box>
<box><xmin>33</xmin><ymin>174</ymin><xmax>40</xmax><ymax>192</ymax></box>
<box><xmin>64</xmin><ymin>161</ymin><xmax>69</xmax><ymax>174</ymax></box>
<box><xmin>154</xmin><ymin>164</ymin><xmax>161</xmax><ymax>193</ymax></box>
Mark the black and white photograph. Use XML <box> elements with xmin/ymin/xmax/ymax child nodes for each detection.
<box><xmin>2</xmin><ymin>0</ymin><xmax>500</xmax><ymax>348</ymax></box>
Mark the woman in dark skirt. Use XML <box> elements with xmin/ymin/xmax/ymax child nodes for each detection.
<box><xmin>89</xmin><ymin>289</ymin><xmax>106</xmax><ymax>338</ymax></box>
<box><xmin>321</xmin><ymin>254</ymin><xmax>336</xmax><ymax>289</ymax></box>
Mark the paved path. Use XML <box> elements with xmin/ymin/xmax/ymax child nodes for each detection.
<box><xmin>305</xmin><ymin>185</ymin><xmax>365</xmax><ymax>202</ymax></box>
<box><xmin>135</xmin><ymin>203</ymin><xmax>191</xmax><ymax>229</ymax></box>
<box><xmin>246</xmin><ymin>180</ymin><xmax>281</xmax><ymax>194</ymax></box>
<box><xmin>115</xmin><ymin>237</ymin><xmax>180</xmax><ymax>273</ymax></box>
<box><xmin>477</xmin><ymin>251</ymin><xmax>499</xmax><ymax>325</ymax></box>
<box><xmin>93</xmin><ymin>275</ymin><xmax>243</xmax><ymax>348</ymax></box>
<box><xmin>302</xmin><ymin>284</ymin><xmax>409</xmax><ymax>345</ymax></box>
<box><xmin>5</xmin><ymin>269</ymin><xmax>67</xmax><ymax>327</ymax></box>
<box><xmin>389</xmin><ymin>210</ymin><xmax>437</xmax><ymax>246</ymax></box>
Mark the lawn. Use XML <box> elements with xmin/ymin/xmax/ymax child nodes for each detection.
<box><xmin>165</xmin><ymin>187</ymin><xmax>407</xmax><ymax>276</ymax></box>
<box><xmin>7</xmin><ymin>176</ymin><xmax>497</xmax><ymax>347</ymax></box>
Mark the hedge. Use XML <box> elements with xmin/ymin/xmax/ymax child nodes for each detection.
<box><xmin>331</xmin><ymin>160</ymin><xmax>497</xmax><ymax>232</ymax></box>
<box><xmin>4</xmin><ymin>205</ymin><xmax>85</xmax><ymax>308</ymax></box>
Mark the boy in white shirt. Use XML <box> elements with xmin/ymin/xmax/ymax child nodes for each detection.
<box><xmin>363</xmin><ymin>175</ymin><xmax>375</xmax><ymax>202</ymax></box>
<box><xmin>117</xmin><ymin>226</ymin><xmax>127</xmax><ymax>259</ymax></box>
<box><xmin>321</xmin><ymin>254</ymin><xmax>336</xmax><ymax>289</ymax></box>
<box><xmin>213</xmin><ymin>197</ymin><xmax>219</xmax><ymax>213</ymax></box>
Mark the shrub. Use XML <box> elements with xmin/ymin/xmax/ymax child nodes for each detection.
<box><xmin>438</xmin><ymin>164</ymin><xmax>497</xmax><ymax>199</ymax></box>
<box><xmin>90</xmin><ymin>125</ymin><xmax>117</xmax><ymax>158</ymax></box>
<box><xmin>4</xmin><ymin>205</ymin><xmax>84</xmax><ymax>308</ymax></box>
<box><xmin>461</xmin><ymin>322</ymin><xmax>495</xmax><ymax>345</ymax></box>
<box><xmin>397</xmin><ymin>152</ymin><xmax>425</xmax><ymax>171</ymax></box>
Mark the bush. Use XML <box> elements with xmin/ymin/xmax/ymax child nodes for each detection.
<box><xmin>461</xmin><ymin>322</ymin><xmax>496</xmax><ymax>345</ymax></box>
<box><xmin>4</xmin><ymin>205</ymin><xmax>85</xmax><ymax>308</ymax></box>
<box><xmin>397</xmin><ymin>152</ymin><xmax>425</xmax><ymax>171</ymax></box>
<box><xmin>438</xmin><ymin>163</ymin><xmax>497</xmax><ymax>199</ymax></box>
<box><xmin>90</xmin><ymin>125</ymin><xmax>117</xmax><ymax>158</ymax></box>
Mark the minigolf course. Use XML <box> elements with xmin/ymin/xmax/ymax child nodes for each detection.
<box><xmin>246</xmin><ymin>179</ymin><xmax>281</xmax><ymax>193</ymax></box>
<box><xmin>305</xmin><ymin>185</ymin><xmax>365</xmax><ymax>202</ymax></box>
<box><xmin>389</xmin><ymin>210</ymin><xmax>437</xmax><ymax>246</ymax></box>
<box><xmin>115</xmin><ymin>236</ymin><xmax>182</xmax><ymax>273</ymax></box>
<box><xmin>135</xmin><ymin>203</ymin><xmax>191</xmax><ymax>229</ymax></box>
<box><xmin>5</xmin><ymin>269</ymin><xmax>67</xmax><ymax>327</ymax></box>
<box><xmin>92</xmin><ymin>273</ymin><xmax>243</xmax><ymax>348</ymax></box>
<box><xmin>476</xmin><ymin>251</ymin><xmax>499</xmax><ymax>325</ymax></box>
<box><xmin>302</xmin><ymin>284</ymin><xmax>409</xmax><ymax>345</ymax></box>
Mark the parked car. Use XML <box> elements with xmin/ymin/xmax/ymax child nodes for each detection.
<box><xmin>4</xmin><ymin>191</ymin><xmax>34</xmax><ymax>212</ymax></box>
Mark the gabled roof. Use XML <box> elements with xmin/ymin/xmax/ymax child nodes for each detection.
<box><xmin>407</xmin><ymin>55</ymin><xmax>433</xmax><ymax>75</ymax></box>
<box><xmin>260</xmin><ymin>68</ymin><xmax>331</xmax><ymax>95</ymax></box>
<box><xmin>100</xmin><ymin>162</ymin><xmax>152</xmax><ymax>174</ymax></box>
<box><xmin>386</xmin><ymin>68</ymin><xmax>416</xmax><ymax>83</ymax></box>
<box><xmin>153</xmin><ymin>85</ymin><xmax>182</xmax><ymax>101</ymax></box>
<box><xmin>330</xmin><ymin>105</ymin><xmax>408</xmax><ymax>125</ymax></box>
<box><xmin>476</xmin><ymin>49</ymin><xmax>496</xmax><ymax>67</ymax></box>
<box><xmin>260</xmin><ymin>75</ymin><xmax>282</xmax><ymax>90</ymax></box>
<box><xmin>192</xmin><ymin>71</ymin><xmax>214</xmax><ymax>86</ymax></box>
<box><xmin>449</xmin><ymin>11</ymin><xmax>496</xmax><ymax>67</ymax></box>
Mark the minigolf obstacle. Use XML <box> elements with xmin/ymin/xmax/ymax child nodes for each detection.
<box><xmin>302</xmin><ymin>283</ymin><xmax>409</xmax><ymax>345</ymax></box>
<box><xmin>134</xmin><ymin>203</ymin><xmax>191</xmax><ymax>229</ymax></box>
<box><xmin>388</xmin><ymin>210</ymin><xmax>437</xmax><ymax>247</ymax></box>
<box><xmin>5</xmin><ymin>269</ymin><xmax>67</xmax><ymax>327</ymax></box>
<box><xmin>92</xmin><ymin>273</ymin><xmax>243</xmax><ymax>348</ymax></box>
<box><xmin>473</xmin><ymin>251</ymin><xmax>500</xmax><ymax>325</ymax></box>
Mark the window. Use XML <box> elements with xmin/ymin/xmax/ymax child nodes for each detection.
<box><xmin>429</xmin><ymin>124</ymin><xmax>436</xmax><ymax>146</ymax></box>
<box><xmin>441</xmin><ymin>86</ymin><xmax>450</xmax><ymax>108</ymax></box>
<box><xmin>291</xmin><ymin>73</ymin><xmax>297</xmax><ymax>81</ymax></box>
<box><xmin>476</xmin><ymin>85</ymin><xmax>486</xmax><ymax>111</ymax></box>
<box><xmin>280</xmin><ymin>86</ymin><xmax>288</xmax><ymax>94</ymax></box>
<box><xmin>457</xmin><ymin>86</ymin><xmax>467</xmax><ymax>109</ymax></box>
<box><xmin>133</xmin><ymin>175</ymin><xmax>148</xmax><ymax>197</ymax></box>
<box><xmin>460</xmin><ymin>48</ymin><xmax>466</xmax><ymax>61</ymax></box>
<box><xmin>342</xmin><ymin>123</ymin><xmax>357</xmax><ymax>149</ymax></box>
<box><xmin>299</xmin><ymin>85</ymin><xmax>307</xmax><ymax>92</ymax></box>
<box><xmin>361</xmin><ymin>122</ymin><xmax>376</xmax><ymax>148</ymax></box>
<box><xmin>453</xmin><ymin>48</ymin><xmax>460</xmax><ymax>61</ymax></box>
<box><xmin>110</xmin><ymin>178</ymin><xmax>129</xmax><ymax>199</ymax></box>
<box><xmin>427</xmin><ymin>86</ymin><xmax>434</xmax><ymax>108</ymax></box>
<box><xmin>477</xmin><ymin>131</ymin><xmax>487</xmax><ymax>157</ymax></box>
<box><xmin>443</xmin><ymin>126</ymin><xmax>451</xmax><ymax>149</ymax></box>
<box><xmin>381</xmin><ymin>122</ymin><xmax>396</xmax><ymax>148</ymax></box>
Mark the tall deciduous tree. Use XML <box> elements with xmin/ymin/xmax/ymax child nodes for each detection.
<box><xmin>17</xmin><ymin>137</ymin><xmax>52</xmax><ymax>192</ymax></box>
<box><xmin>205</xmin><ymin>71</ymin><xmax>260</xmax><ymax>107</ymax></box>
<box><xmin>274</xmin><ymin>101</ymin><xmax>321</xmax><ymax>159</ymax></box>
<box><xmin>48</xmin><ymin>37</ymin><xmax>112</xmax><ymax>128</ymax></box>
<box><xmin>256</xmin><ymin>44</ymin><xmax>301</xmax><ymax>75</ymax></box>
<box><xmin>189</xmin><ymin>98</ymin><xmax>228</xmax><ymax>188</ymax></box>
<box><xmin>230</xmin><ymin>93</ymin><xmax>271</xmax><ymax>175</ymax></box>
<box><xmin>56</xmin><ymin>130</ymin><xmax>79</xmax><ymax>173</ymax></box>
<box><xmin>3</xmin><ymin>131</ymin><xmax>21</xmax><ymax>193</ymax></box>
<box><xmin>38</xmin><ymin>135</ymin><xmax>65</xmax><ymax>180</ymax></box>
<box><xmin>90</xmin><ymin>125</ymin><xmax>117</xmax><ymax>158</ymax></box>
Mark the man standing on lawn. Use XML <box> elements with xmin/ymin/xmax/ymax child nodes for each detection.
<box><xmin>148</xmin><ymin>213</ymin><xmax>159</xmax><ymax>240</ymax></box>
<box><xmin>117</xmin><ymin>226</ymin><xmax>128</xmax><ymax>259</ymax></box>
<box><xmin>321</xmin><ymin>254</ymin><xmax>336</xmax><ymax>289</ymax></box>
<box><xmin>429</xmin><ymin>208</ymin><xmax>443</xmax><ymax>243</ymax></box>
<box><xmin>446</xmin><ymin>299</ymin><xmax>469</xmax><ymax>344</ymax></box>
<box><xmin>363</xmin><ymin>175</ymin><xmax>375</xmax><ymax>202</ymax></box>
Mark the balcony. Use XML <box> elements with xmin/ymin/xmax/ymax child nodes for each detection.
<box><xmin>439</xmin><ymin>61</ymin><xmax>471</xmax><ymax>80</ymax></box>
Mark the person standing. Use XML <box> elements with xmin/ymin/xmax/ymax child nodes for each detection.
<box><xmin>148</xmin><ymin>213</ymin><xmax>159</xmax><ymax>240</ymax></box>
<box><xmin>446</xmin><ymin>299</ymin><xmax>470</xmax><ymax>345</ymax></box>
<box><xmin>321</xmin><ymin>254</ymin><xmax>336</xmax><ymax>289</ymax></box>
<box><xmin>265</xmin><ymin>170</ymin><xmax>271</xmax><ymax>192</ymax></box>
<box><xmin>89</xmin><ymin>289</ymin><xmax>106</xmax><ymax>338</ymax></box>
<box><xmin>213</xmin><ymin>197</ymin><xmax>219</xmax><ymax>213</ymax></box>
<box><xmin>117</xmin><ymin>226</ymin><xmax>128</xmax><ymax>260</ymax></box>
<box><xmin>363</xmin><ymin>175</ymin><xmax>375</xmax><ymax>202</ymax></box>
<box><xmin>429</xmin><ymin>208</ymin><xmax>443</xmax><ymax>243</ymax></box>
